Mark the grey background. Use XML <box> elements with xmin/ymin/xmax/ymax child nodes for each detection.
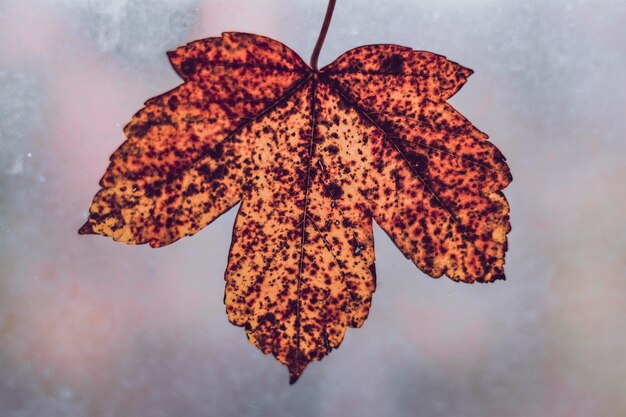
<box><xmin>1</xmin><ymin>0</ymin><xmax>625</xmax><ymax>416</ymax></box>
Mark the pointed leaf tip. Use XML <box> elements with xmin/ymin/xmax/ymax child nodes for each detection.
<box><xmin>78</xmin><ymin>222</ymin><xmax>94</xmax><ymax>235</ymax></box>
<box><xmin>492</xmin><ymin>273</ymin><xmax>506</xmax><ymax>282</ymax></box>
<box><xmin>288</xmin><ymin>361</ymin><xmax>308</xmax><ymax>385</ymax></box>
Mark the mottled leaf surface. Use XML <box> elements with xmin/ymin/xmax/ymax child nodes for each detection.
<box><xmin>80</xmin><ymin>32</ymin><xmax>512</xmax><ymax>383</ymax></box>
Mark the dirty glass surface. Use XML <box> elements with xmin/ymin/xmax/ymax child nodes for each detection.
<box><xmin>1</xmin><ymin>1</ymin><xmax>625</xmax><ymax>416</ymax></box>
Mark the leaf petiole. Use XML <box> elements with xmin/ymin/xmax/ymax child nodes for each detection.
<box><xmin>310</xmin><ymin>0</ymin><xmax>337</xmax><ymax>71</ymax></box>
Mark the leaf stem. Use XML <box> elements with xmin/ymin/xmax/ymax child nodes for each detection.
<box><xmin>310</xmin><ymin>0</ymin><xmax>337</xmax><ymax>71</ymax></box>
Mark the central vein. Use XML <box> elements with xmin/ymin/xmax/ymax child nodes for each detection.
<box><xmin>294</xmin><ymin>77</ymin><xmax>319</xmax><ymax>365</ymax></box>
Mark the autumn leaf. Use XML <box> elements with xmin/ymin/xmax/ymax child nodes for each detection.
<box><xmin>79</xmin><ymin>14</ymin><xmax>511</xmax><ymax>383</ymax></box>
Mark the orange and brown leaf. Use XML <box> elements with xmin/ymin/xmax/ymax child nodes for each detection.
<box><xmin>79</xmin><ymin>33</ymin><xmax>511</xmax><ymax>383</ymax></box>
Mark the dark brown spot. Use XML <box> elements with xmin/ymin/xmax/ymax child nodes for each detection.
<box><xmin>405</xmin><ymin>151</ymin><xmax>428</xmax><ymax>172</ymax></box>
<box><xmin>326</xmin><ymin>182</ymin><xmax>344</xmax><ymax>199</ymax></box>
<box><xmin>181</xmin><ymin>58</ymin><xmax>197</xmax><ymax>76</ymax></box>
<box><xmin>380</xmin><ymin>54</ymin><xmax>404</xmax><ymax>74</ymax></box>
<box><xmin>209</xmin><ymin>144</ymin><xmax>224</xmax><ymax>159</ymax></box>
<box><xmin>168</xmin><ymin>95</ymin><xmax>179</xmax><ymax>111</ymax></box>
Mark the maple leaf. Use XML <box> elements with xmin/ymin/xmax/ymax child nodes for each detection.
<box><xmin>79</xmin><ymin>5</ymin><xmax>511</xmax><ymax>384</ymax></box>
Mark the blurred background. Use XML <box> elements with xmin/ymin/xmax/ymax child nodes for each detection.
<box><xmin>1</xmin><ymin>0</ymin><xmax>625</xmax><ymax>416</ymax></box>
